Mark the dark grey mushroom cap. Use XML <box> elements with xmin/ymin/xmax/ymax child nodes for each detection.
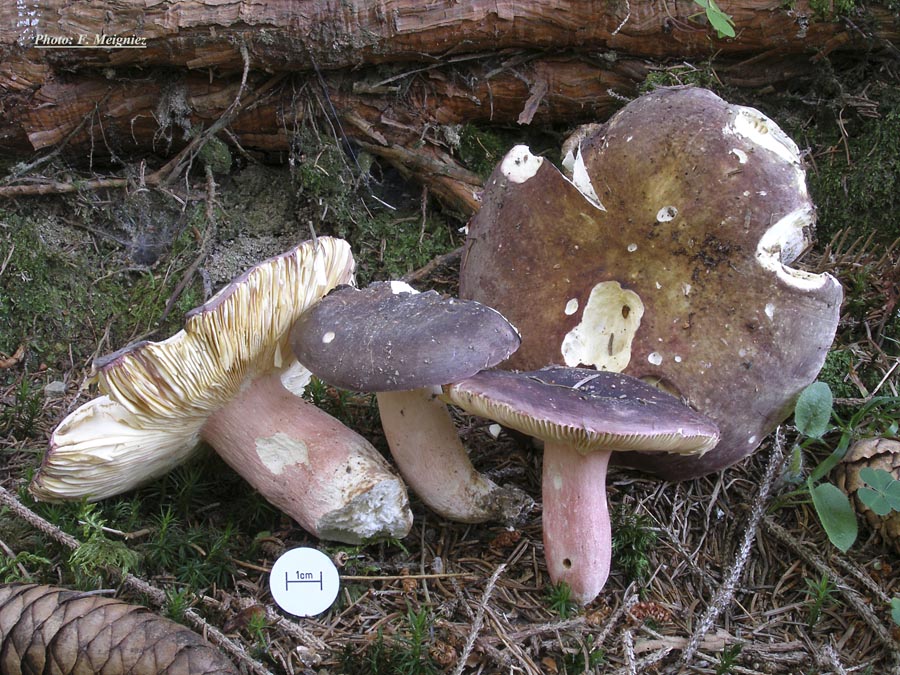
<box><xmin>443</xmin><ymin>366</ymin><xmax>720</xmax><ymax>455</ymax></box>
<box><xmin>290</xmin><ymin>282</ymin><xmax>521</xmax><ymax>391</ymax></box>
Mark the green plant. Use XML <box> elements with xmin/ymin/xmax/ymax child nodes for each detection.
<box><xmin>692</xmin><ymin>0</ymin><xmax>736</xmax><ymax>38</ymax></box>
<box><xmin>809</xmin><ymin>0</ymin><xmax>857</xmax><ymax>17</ymax></box>
<box><xmin>341</xmin><ymin>606</ymin><xmax>441</xmax><ymax>675</ymax></box>
<box><xmin>545</xmin><ymin>581</ymin><xmax>578</xmax><ymax>619</ymax></box>
<box><xmin>804</xmin><ymin>575</ymin><xmax>837</xmax><ymax>627</ymax></box>
<box><xmin>714</xmin><ymin>643</ymin><xmax>742</xmax><ymax>675</ymax></box>
<box><xmin>611</xmin><ymin>509</ymin><xmax>657</xmax><ymax>583</ymax></box>
<box><xmin>0</xmin><ymin>376</ymin><xmax>43</xmax><ymax>440</ymax></box>
<box><xmin>163</xmin><ymin>587</ymin><xmax>194</xmax><ymax>623</ymax></box>
<box><xmin>173</xmin><ymin>522</ymin><xmax>238</xmax><ymax>590</ymax></box>
<box><xmin>245</xmin><ymin>609</ymin><xmax>271</xmax><ymax>659</ymax></box>
<box><xmin>856</xmin><ymin>467</ymin><xmax>900</xmax><ymax>515</ymax></box>
<box><xmin>789</xmin><ymin>381</ymin><xmax>900</xmax><ymax>552</ymax></box>
<box><xmin>0</xmin><ymin>550</ymin><xmax>52</xmax><ymax>583</ymax></box>
<box><xmin>457</xmin><ymin>124</ymin><xmax>511</xmax><ymax>179</ymax></box>
<box><xmin>561</xmin><ymin>634</ymin><xmax>605</xmax><ymax>673</ymax></box>
<box><xmin>68</xmin><ymin>503</ymin><xmax>139</xmax><ymax>588</ymax></box>
<box><xmin>891</xmin><ymin>597</ymin><xmax>900</xmax><ymax>626</ymax></box>
<box><xmin>142</xmin><ymin>505</ymin><xmax>186</xmax><ymax>570</ymax></box>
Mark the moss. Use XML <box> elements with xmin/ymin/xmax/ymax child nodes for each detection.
<box><xmin>456</xmin><ymin>124</ymin><xmax>512</xmax><ymax>179</ymax></box>
<box><xmin>197</xmin><ymin>136</ymin><xmax>233</xmax><ymax>175</ymax></box>
<box><xmin>220</xmin><ymin>164</ymin><xmax>298</xmax><ymax>239</ymax></box>
<box><xmin>348</xmin><ymin>212</ymin><xmax>458</xmax><ymax>286</ymax></box>
<box><xmin>639</xmin><ymin>62</ymin><xmax>726</xmax><ymax>95</ymax></box>
<box><xmin>0</xmin><ymin>203</ymin><xmax>204</xmax><ymax>375</ymax></box>
<box><xmin>809</xmin><ymin>0</ymin><xmax>858</xmax><ymax>17</ymax></box>
<box><xmin>289</xmin><ymin>127</ymin><xmax>460</xmax><ymax>284</ymax></box>
<box><xmin>818</xmin><ymin>350</ymin><xmax>864</xmax><ymax>399</ymax></box>
<box><xmin>755</xmin><ymin>61</ymin><xmax>899</xmax><ymax>248</ymax></box>
<box><xmin>800</xmin><ymin>87</ymin><xmax>900</xmax><ymax>244</ymax></box>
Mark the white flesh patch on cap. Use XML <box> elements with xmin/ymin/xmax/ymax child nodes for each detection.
<box><xmin>389</xmin><ymin>280</ymin><xmax>419</xmax><ymax>295</ymax></box>
<box><xmin>256</xmin><ymin>432</ymin><xmax>310</xmax><ymax>475</ymax></box>
<box><xmin>561</xmin><ymin>281</ymin><xmax>644</xmax><ymax>372</ymax></box>
<box><xmin>756</xmin><ymin>207</ymin><xmax>830</xmax><ymax>290</ymax></box>
<box><xmin>726</xmin><ymin>106</ymin><xmax>801</xmax><ymax>166</ymax></box>
<box><xmin>501</xmin><ymin>145</ymin><xmax>544</xmax><ymax>183</ymax></box>
<box><xmin>731</xmin><ymin>148</ymin><xmax>748</xmax><ymax>164</ymax></box>
<box><xmin>656</xmin><ymin>206</ymin><xmax>678</xmax><ymax>222</ymax></box>
<box><xmin>561</xmin><ymin>145</ymin><xmax>606</xmax><ymax>211</ymax></box>
<box><xmin>564</xmin><ymin>298</ymin><xmax>579</xmax><ymax>316</ymax></box>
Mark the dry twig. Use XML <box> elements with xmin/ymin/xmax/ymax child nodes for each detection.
<box><xmin>675</xmin><ymin>428</ymin><xmax>786</xmax><ymax>669</ymax></box>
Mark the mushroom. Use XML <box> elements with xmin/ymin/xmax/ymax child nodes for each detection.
<box><xmin>290</xmin><ymin>281</ymin><xmax>533</xmax><ymax>523</ymax></box>
<box><xmin>31</xmin><ymin>238</ymin><xmax>413</xmax><ymax>544</ymax></box>
<box><xmin>442</xmin><ymin>366</ymin><xmax>719</xmax><ymax>604</ymax></box>
<box><xmin>460</xmin><ymin>86</ymin><xmax>843</xmax><ymax>480</ymax></box>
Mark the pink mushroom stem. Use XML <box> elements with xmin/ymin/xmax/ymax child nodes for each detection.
<box><xmin>376</xmin><ymin>390</ymin><xmax>530</xmax><ymax>523</ymax></box>
<box><xmin>201</xmin><ymin>372</ymin><xmax>411</xmax><ymax>544</ymax></box>
<box><xmin>541</xmin><ymin>441</ymin><xmax>612</xmax><ymax>604</ymax></box>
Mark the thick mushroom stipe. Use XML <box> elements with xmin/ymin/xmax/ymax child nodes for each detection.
<box><xmin>377</xmin><ymin>389</ymin><xmax>532</xmax><ymax>524</ymax></box>
<box><xmin>542</xmin><ymin>442</ymin><xmax>611</xmax><ymax>603</ymax></box>
<box><xmin>202</xmin><ymin>372</ymin><xmax>411</xmax><ymax>544</ymax></box>
<box><xmin>460</xmin><ymin>86</ymin><xmax>842</xmax><ymax>480</ymax></box>
<box><xmin>33</xmin><ymin>238</ymin><xmax>413</xmax><ymax>544</ymax></box>
<box><xmin>291</xmin><ymin>282</ymin><xmax>531</xmax><ymax>524</ymax></box>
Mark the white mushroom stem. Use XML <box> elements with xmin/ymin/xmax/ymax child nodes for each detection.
<box><xmin>201</xmin><ymin>372</ymin><xmax>412</xmax><ymax>544</ymax></box>
<box><xmin>376</xmin><ymin>389</ymin><xmax>532</xmax><ymax>524</ymax></box>
<box><xmin>542</xmin><ymin>442</ymin><xmax>612</xmax><ymax>605</ymax></box>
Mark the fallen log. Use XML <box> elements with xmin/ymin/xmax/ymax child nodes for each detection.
<box><xmin>2</xmin><ymin>0</ymin><xmax>897</xmax><ymax>74</ymax></box>
<box><xmin>1</xmin><ymin>2</ymin><xmax>897</xmax><ymax>212</ymax></box>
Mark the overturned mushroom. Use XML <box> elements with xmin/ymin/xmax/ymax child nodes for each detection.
<box><xmin>443</xmin><ymin>366</ymin><xmax>719</xmax><ymax>604</ymax></box>
<box><xmin>461</xmin><ymin>86</ymin><xmax>843</xmax><ymax>480</ymax></box>
<box><xmin>291</xmin><ymin>281</ymin><xmax>532</xmax><ymax>523</ymax></box>
<box><xmin>32</xmin><ymin>238</ymin><xmax>412</xmax><ymax>545</ymax></box>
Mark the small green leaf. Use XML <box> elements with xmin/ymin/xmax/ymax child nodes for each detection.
<box><xmin>857</xmin><ymin>467</ymin><xmax>900</xmax><ymax>514</ymax></box>
<box><xmin>860</xmin><ymin>467</ymin><xmax>893</xmax><ymax>490</ymax></box>
<box><xmin>794</xmin><ymin>382</ymin><xmax>834</xmax><ymax>439</ymax></box>
<box><xmin>891</xmin><ymin>597</ymin><xmax>900</xmax><ymax>626</ymax></box>
<box><xmin>810</xmin><ymin>481</ymin><xmax>858</xmax><ymax>552</ymax></box>
<box><xmin>857</xmin><ymin>486</ymin><xmax>892</xmax><ymax>516</ymax></box>
<box><xmin>705</xmin><ymin>0</ymin><xmax>736</xmax><ymax>38</ymax></box>
<box><xmin>888</xmin><ymin>483</ymin><xmax>900</xmax><ymax>511</ymax></box>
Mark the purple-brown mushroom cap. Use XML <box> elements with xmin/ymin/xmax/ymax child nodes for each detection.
<box><xmin>290</xmin><ymin>281</ymin><xmax>531</xmax><ymax>525</ymax></box>
<box><xmin>291</xmin><ymin>281</ymin><xmax>521</xmax><ymax>391</ymax></box>
<box><xmin>443</xmin><ymin>366</ymin><xmax>720</xmax><ymax>456</ymax></box>
<box><xmin>460</xmin><ymin>87</ymin><xmax>843</xmax><ymax>480</ymax></box>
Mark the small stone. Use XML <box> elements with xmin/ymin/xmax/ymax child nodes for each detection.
<box><xmin>44</xmin><ymin>381</ymin><xmax>67</xmax><ymax>398</ymax></box>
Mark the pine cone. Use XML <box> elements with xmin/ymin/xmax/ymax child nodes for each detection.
<box><xmin>833</xmin><ymin>438</ymin><xmax>900</xmax><ymax>554</ymax></box>
<box><xmin>0</xmin><ymin>583</ymin><xmax>239</xmax><ymax>675</ymax></box>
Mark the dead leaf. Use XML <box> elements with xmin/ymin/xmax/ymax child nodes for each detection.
<box><xmin>0</xmin><ymin>344</ymin><xmax>25</xmax><ymax>369</ymax></box>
